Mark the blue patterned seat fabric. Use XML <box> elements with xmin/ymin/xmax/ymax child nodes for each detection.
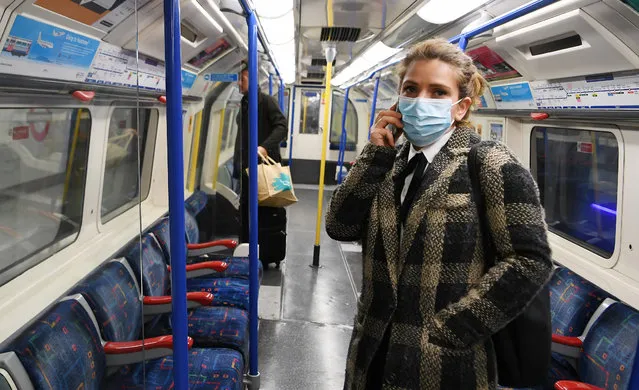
<box><xmin>8</xmin><ymin>299</ymin><xmax>106</xmax><ymax>390</ymax></box>
<box><xmin>72</xmin><ymin>261</ymin><xmax>142</xmax><ymax>342</ymax></box>
<box><xmin>185</xmin><ymin>209</ymin><xmax>264</xmax><ymax>281</ymax></box>
<box><xmin>74</xmin><ymin>259</ymin><xmax>251</xmax><ymax>362</ymax></box>
<box><xmin>549</xmin><ymin>267</ymin><xmax>611</xmax><ymax>336</ymax></box>
<box><xmin>108</xmin><ymin>348</ymin><xmax>243</xmax><ymax>390</ymax></box>
<box><xmin>185</xmin><ymin>190</ymin><xmax>209</xmax><ymax>215</ymax></box>
<box><xmin>147</xmin><ymin>307</ymin><xmax>249</xmax><ymax>359</ymax></box>
<box><xmin>188</xmin><ymin>307</ymin><xmax>249</xmax><ymax>359</ymax></box>
<box><xmin>577</xmin><ymin>302</ymin><xmax>639</xmax><ymax>389</ymax></box>
<box><xmin>122</xmin><ymin>233</ymin><xmax>169</xmax><ymax>297</ymax></box>
<box><xmin>187</xmin><ymin>277</ymin><xmax>250</xmax><ymax>310</ymax></box>
<box><xmin>150</xmin><ymin>217</ymin><xmax>173</xmax><ymax>261</ymax></box>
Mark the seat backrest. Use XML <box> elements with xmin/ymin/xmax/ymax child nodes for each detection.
<box><xmin>73</xmin><ymin>260</ymin><xmax>142</xmax><ymax>342</ymax></box>
<box><xmin>580</xmin><ymin>302</ymin><xmax>639</xmax><ymax>389</ymax></box>
<box><xmin>150</xmin><ymin>217</ymin><xmax>172</xmax><ymax>260</ymax></box>
<box><xmin>549</xmin><ymin>267</ymin><xmax>612</xmax><ymax>336</ymax></box>
<box><xmin>185</xmin><ymin>209</ymin><xmax>199</xmax><ymax>244</ymax></box>
<box><xmin>185</xmin><ymin>190</ymin><xmax>208</xmax><ymax>216</ymax></box>
<box><xmin>151</xmin><ymin>214</ymin><xmax>196</xmax><ymax>260</ymax></box>
<box><xmin>7</xmin><ymin>298</ymin><xmax>106</xmax><ymax>389</ymax></box>
<box><xmin>123</xmin><ymin>233</ymin><xmax>169</xmax><ymax>297</ymax></box>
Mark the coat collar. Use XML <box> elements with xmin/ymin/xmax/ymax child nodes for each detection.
<box><xmin>379</xmin><ymin>127</ymin><xmax>479</xmax><ymax>287</ymax></box>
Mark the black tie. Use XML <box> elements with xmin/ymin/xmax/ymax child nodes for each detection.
<box><xmin>400</xmin><ymin>153</ymin><xmax>427</xmax><ymax>225</ymax></box>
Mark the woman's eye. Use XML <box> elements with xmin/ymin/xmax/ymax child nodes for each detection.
<box><xmin>435</xmin><ymin>90</ymin><xmax>447</xmax><ymax>97</ymax></box>
<box><xmin>402</xmin><ymin>86</ymin><xmax>416</xmax><ymax>94</ymax></box>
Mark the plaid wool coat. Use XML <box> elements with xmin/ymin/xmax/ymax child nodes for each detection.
<box><xmin>326</xmin><ymin>127</ymin><xmax>553</xmax><ymax>390</ymax></box>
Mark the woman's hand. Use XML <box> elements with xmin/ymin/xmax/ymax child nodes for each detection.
<box><xmin>369</xmin><ymin>103</ymin><xmax>403</xmax><ymax>148</ymax></box>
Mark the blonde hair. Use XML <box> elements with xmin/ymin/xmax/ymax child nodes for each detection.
<box><xmin>397</xmin><ymin>38</ymin><xmax>487</xmax><ymax>127</ymax></box>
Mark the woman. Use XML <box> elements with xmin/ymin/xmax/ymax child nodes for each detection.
<box><xmin>326</xmin><ymin>38</ymin><xmax>553</xmax><ymax>389</ymax></box>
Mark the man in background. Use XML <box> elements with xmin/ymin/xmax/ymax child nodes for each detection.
<box><xmin>233</xmin><ymin>60</ymin><xmax>288</xmax><ymax>243</ymax></box>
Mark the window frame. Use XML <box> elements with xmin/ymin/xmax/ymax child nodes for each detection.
<box><xmin>329</xmin><ymin>90</ymin><xmax>358</xmax><ymax>151</ymax></box>
<box><xmin>99</xmin><ymin>105</ymin><xmax>159</xmax><ymax>224</ymax></box>
<box><xmin>0</xmin><ymin>106</ymin><xmax>93</xmax><ymax>287</ymax></box>
<box><xmin>298</xmin><ymin>89</ymin><xmax>322</xmax><ymax>135</ymax></box>
<box><xmin>527</xmin><ymin>121</ymin><xmax>624</xmax><ymax>269</ymax></box>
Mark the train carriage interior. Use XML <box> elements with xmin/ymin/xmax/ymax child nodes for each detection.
<box><xmin>1</xmin><ymin>0</ymin><xmax>639</xmax><ymax>389</ymax></box>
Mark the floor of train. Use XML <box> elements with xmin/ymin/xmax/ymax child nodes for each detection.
<box><xmin>257</xmin><ymin>186</ymin><xmax>361</xmax><ymax>390</ymax></box>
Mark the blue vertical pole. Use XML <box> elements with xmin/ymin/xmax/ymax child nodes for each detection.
<box><xmin>458</xmin><ymin>35</ymin><xmax>469</xmax><ymax>51</ymax></box>
<box><xmin>337</xmin><ymin>87</ymin><xmax>350</xmax><ymax>184</ymax></box>
<box><xmin>247</xmin><ymin>9</ymin><xmax>260</xmax><ymax>380</ymax></box>
<box><xmin>288</xmin><ymin>86</ymin><xmax>296</xmax><ymax>166</ymax></box>
<box><xmin>278</xmin><ymin>79</ymin><xmax>285</xmax><ymax>112</ymax></box>
<box><xmin>162</xmin><ymin>0</ymin><xmax>188</xmax><ymax>388</ymax></box>
<box><xmin>368</xmin><ymin>75</ymin><xmax>380</xmax><ymax>140</ymax></box>
<box><xmin>269</xmin><ymin>73</ymin><xmax>273</xmax><ymax>96</ymax></box>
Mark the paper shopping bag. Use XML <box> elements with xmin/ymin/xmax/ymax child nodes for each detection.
<box><xmin>246</xmin><ymin>153</ymin><xmax>298</xmax><ymax>207</ymax></box>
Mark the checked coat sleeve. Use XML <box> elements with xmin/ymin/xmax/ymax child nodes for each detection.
<box><xmin>326</xmin><ymin>143</ymin><xmax>397</xmax><ymax>242</ymax></box>
<box><xmin>429</xmin><ymin>141</ymin><xmax>554</xmax><ymax>349</ymax></box>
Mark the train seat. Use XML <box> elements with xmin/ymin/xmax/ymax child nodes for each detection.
<box><xmin>549</xmin><ymin>267</ymin><xmax>613</xmax><ymax>337</ymax></box>
<box><xmin>551</xmin><ymin>301</ymin><xmax>639</xmax><ymax>390</ymax></box>
<box><xmin>185</xmin><ymin>211</ymin><xmax>262</xmax><ymax>281</ymax></box>
<box><xmin>152</xmin><ymin>215</ymin><xmax>263</xmax><ymax>281</ymax></box>
<box><xmin>185</xmin><ymin>276</ymin><xmax>251</xmax><ymax>311</ymax></box>
<box><xmin>120</xmin><ymin>236</ymin><xmax>251</xmax><ymax>355</ymax></box>
<box><xmin>185</xmin><ymin>189</ymin><xmax>240</xmax><ymax>244</ymax></box>
<box><xmin>147</xmin><ymin>220</ymin><xmax>257</xmax><ymax>310</ymax></box>
<box><xmin>123</xmin><ymin>232</ymin><xmax>250</xmax><ymax>309</ymax></box>
<box><xmin>0</xmin><ymin>298</ymin><xmax>244</xmax><ymax>389</ymax></box>
<box><xmin>498</xmin><ymin>267</ymin><xmax>614</xmax><ymax>390</ymax></box>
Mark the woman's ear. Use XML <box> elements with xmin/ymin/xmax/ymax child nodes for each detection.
<box><xmin>454</xmin><ymin>97</ymin><xmax>473</xmax><ymax>122</ymax></box>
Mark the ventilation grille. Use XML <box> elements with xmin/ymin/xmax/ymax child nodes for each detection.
<box><xmin>306</xmin><ymin>72</ymin><xmax>326</xmax><ymax>79</ymax></box>
<box><xmin>311</xmin><ymin>58</ymin><xmax>336</xmax><ymax>66</ymax></box>
<box><xmin>301</xmin><ymin>80</ymin><xmax>323</xmax><ymax>85</ymax></box>
<box><xmin>320</xmin><ymin>27</ymin><xmax>361</xmax><ymax>42</ymax></box>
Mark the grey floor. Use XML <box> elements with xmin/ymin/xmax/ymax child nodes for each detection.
<box><xmin>257</xmin><ymin>188</ymin><xmax>363</xmax><ymax>390</ymax></box>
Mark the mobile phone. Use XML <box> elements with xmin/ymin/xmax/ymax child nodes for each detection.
<box><xmin>387</xmin><ymin>98</ymin><xmax>401</xmax><ymax>140</ymax></box>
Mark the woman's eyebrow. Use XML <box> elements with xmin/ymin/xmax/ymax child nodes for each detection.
<box><xmin>430</xmin><ymin>83</ymin><xmax>453</xmax><ymax>91</ymax></box>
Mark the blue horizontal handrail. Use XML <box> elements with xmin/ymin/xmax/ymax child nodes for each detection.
<box><xmin>239</xmin><ymin>0</ymin><xmax>283</xmax><ymax>79</ymax></box>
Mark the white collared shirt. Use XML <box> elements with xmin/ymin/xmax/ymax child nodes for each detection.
<box><xmin>400</xmin><ymin>129</ymin><xmax>455</xmax><ymax>205</ymax></box>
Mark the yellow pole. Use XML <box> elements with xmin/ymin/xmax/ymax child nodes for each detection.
<box><xmin>63</xmin><ymin>109</ymin><xmax>83</xmax><ymax>201</ymax></box>
<box><xmin>312</xmin><ymin>0</ymin><xmax>334</xmax><ymax>265</ymax></box>
<box><xmin>312</xmin><ymin>62</ymin><xmax>333</xmax><ymax>260</ymax></box>
<box><xmin>211</xmin><ymin>109</ymin><xmax>226</xmax><ymax>190</ymax></box>
<box><xmin>187</xmin><ymin>111</ymin><xmax>203</xmax><ymax>192</ymax></box>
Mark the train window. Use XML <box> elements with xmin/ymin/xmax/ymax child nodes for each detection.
<box><xmin>101</xmin><ymin>108</ymin><xmax>158</xmax><ymax>221</ymax></box>
<box><xmin>0</xmin><ymin>108</ymin><xmax>91</xmax><ymax>286</ymax></box>
<box><xmin>187</xmin><ymin>111</ymin><xmax>204</xmax><ymax>192</ymax></box>
<box><xmin>284</xmin><ymin>88</ymin><xmax>290</xmax><ymax>120</ymax></box>
<box><xmin>221</xmin><ymin>103</ymin><xmax>240</xmax><ymax>152</ymax></box>
<box><xmin>530</xmin><ymin>126</ymin><xmax>619</xmax><ymax>258</ymax></box>
<box><xmin>330</xmin><ymin>92</ymin><xmax>358</xmax><ymax>151</ymax></box>
<box><xmin>299</xmin><ymin>90</ymin><xmax>321</xmax><ymax>134</ymax></box>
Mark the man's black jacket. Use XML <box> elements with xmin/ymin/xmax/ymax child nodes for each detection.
<box><xmin>233</xmin><ymin>90</ymin><xmax>288</xmax><ymax>178</ymax></box>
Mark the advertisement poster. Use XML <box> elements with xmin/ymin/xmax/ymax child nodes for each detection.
<box><xmin>187</xmin><ymin>38</ymin><xmax>232</xmax><ymax>68</ymax></box>
<box><xmin>530</xmin><ymin>73</ymin><xmax>639</xmax><ymax>109</ymax></box>
<box><xmin>490</xmin><ymin>82</ymin><xmax>537</xmax><ymax>110</ymax></box>
<box><xmin>490</xmin><ymin>123</ymin><xmax>503</xmax><ymax>142</ymax></box>
<box><xmin>467</xmin><ymin>46</ymin><xmax>521</xmax><ymax>82</ymax></box>
<box><xmin>34</xmin><ymin>0</ymin><xmax>151</xmax><ymax>32</ymax></box>
<box><xmin>181</xmin><ymin>70</ymin><xmax>197</xmax><ymax>90</ymax></box>
<box><xmin>85</xmin><ymin>42</ymin><xmax>165</xmax><ymax>90</ymax></box>
<box><xmin>1</xmin><ymin>15</ymin><xmax>99</xmax><ymax>81</ymax></box>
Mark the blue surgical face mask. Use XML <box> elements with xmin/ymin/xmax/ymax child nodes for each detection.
<box><xmin>398</xmin><ymin>96</ymin><xmax>462</xmax><ymax>147</ymax></box>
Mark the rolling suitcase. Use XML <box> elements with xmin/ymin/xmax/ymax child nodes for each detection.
<box><xmin>258</xmin><ymin>206</ymin><xmax>287</xmax><ymax>268</ymax></box>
